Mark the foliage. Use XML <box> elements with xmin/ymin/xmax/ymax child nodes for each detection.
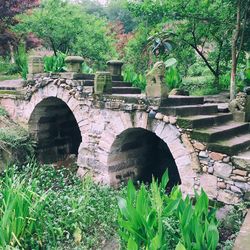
<box><xmin>15</xmin><ymin>0</ymin><xmax>116</xmax><ymax>68</ymax></box>
<box><xmin>0</xmin><ymin>162</ymin><xmax>123</xmax><ymax>249</ymax></box>
<box><xmin>166</xmin><ymin>66</ymin><xmax>182</xmax><ymax>90</ymax></box>
<box><xmin>82</xmin><ymin>62</ymin><xmax>94</xmax><ymax>74</ymax></box>
<box><xmin>123</xmin><ymin>67</ymin><xmax>146</xmax><ymax>90</ymax></box>
<box><xmin>0</xmin><ymin>168</ymin><xmax>47</xmax><ymax>248</ymax></box>
<box><xmin>14</xmin><ymin>44</ymin><xmax>28</xmax><ymax>79</ymax></box>
<box><xmin>44</xmin><ymin>51</ymin><xmax>66</xmax><ymax>73</ymax></box>
<box><xmin>118</xmin><ymin>171</ymin><xmax>219</xmax><ymax>250</ymax></box>
<box><xmin>218</xmin><ymin>203</ymin><xmax>248</xmax><ymax>250</ymax></box>
<box><xmin>0</xmin><ymin>0</ymin><xmax>39</xmax><ymax>57</ymax></box>
<box><xmin>0</xmin><ymin>118</ymin><xmax>35</xmax><ymax>165</ymax></box>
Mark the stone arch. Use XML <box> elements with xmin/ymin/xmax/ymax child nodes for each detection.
<box><xmin>107</xmin><ymin>127</ymin><xmax>181</xmax><ymax>188</ymax></box>
<box><xmin>28</xmin><ymin>96</ymin><xmax>82</xmax><ymax>163</ymax></box>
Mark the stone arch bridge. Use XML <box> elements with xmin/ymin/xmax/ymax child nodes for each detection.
<box><xmin>0</xmin><ymin>59</ymin><xmax>250</xmax><ymax>204</ymax></box>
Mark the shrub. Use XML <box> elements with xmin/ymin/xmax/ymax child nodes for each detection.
<box><xmin>123</xmin><ymin>67</ymin><xmax>146</xmax><ymax>90</ymax></box>
<box><xmin>44</xmin><ymin>51</ymin><xmax>66</xmax><ymax>73</ymax></box>
<box><xmin>165</xmin><ymin>66</ymin><xmax>182</xmax><ymax>90</ymax></box>
<box><xmin>118</xmin><ymin>171</ymin><xmax>219</xmax><ymax>250</ymax></box>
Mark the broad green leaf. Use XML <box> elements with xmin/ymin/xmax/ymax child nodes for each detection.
<box><xmin>127</xmin><ymin>237</ymin><xmax>138</xmax><ymax>250</ymax></box>
<box><xmin>175</xmin><ymin>242</ymin><xmax>186</xmax><ymax>250</ymax></box>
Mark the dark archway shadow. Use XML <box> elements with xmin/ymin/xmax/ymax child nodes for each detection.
<box><xmin>28</xmin><ymin>97</ymin><xmax>82</xmax><ymax>164</ymax></box>
<box><xmin>107</xmin><ymin>128</ymin><xmax>181</xmax><ymax>189</ymax></box>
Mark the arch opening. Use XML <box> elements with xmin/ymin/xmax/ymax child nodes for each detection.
<box><xmin>28</xmin><ymin>97</ymin><xmax>82</xmax><ymax>164</ymax></box>
<box><xmin>108</xmin><ymin>128</ymin><xmax>181</xmax><ymax>188</ymax></box>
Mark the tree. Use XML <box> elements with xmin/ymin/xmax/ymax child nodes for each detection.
<box><xmin>230</xmin><ymin>0</ymin><xmax>250</xmax><ymax>99</ymax></box>
<box><xmin>15</xmin><ymin>0</ymin><xmax>116</xmax><ymax>68</ymax></box>
<box><xmin>0</xmin><ymin>0</ymin><xmax>39</xmax><ymax>57</ymax></box>
<box><xmin>127</xmin><ymin>0</ymin><xmax>235</xmax><ymax>86</ymax></box>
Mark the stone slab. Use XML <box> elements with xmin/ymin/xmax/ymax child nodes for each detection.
<box><xmin>233</xmin><ymin>209</ymin><xmax>250</xmax><ymax>250</ymax></box>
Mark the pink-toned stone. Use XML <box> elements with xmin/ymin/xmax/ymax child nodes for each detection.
<box><xmin>209</xmin><ymin>152</ymin><xmax>224</xmax><ymax>161</ymax></box>
<box><xmin>193</xmin><ymin>141</ymin><xmax>206</xmax><ymax>151</ymax></box>
<box><xmin>231</xmin><ymin>175</ymin><xmax>247</xmax><ymax>182</ymax></box>
<box><xmin>233</xmin><ymin>169</ymin><xmax>248</xmax><ymax>177</ymax></box>
<box><xmin>218</xmin><ymin>182</ymin><xmax>226</xmax><ymax>189</ymax></box>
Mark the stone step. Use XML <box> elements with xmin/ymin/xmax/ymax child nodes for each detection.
<box><xmin>161</xmin><ymin>96</ymin><xmax>204</xmax><ymax>106</ymax></box>
<box><xmin>83</xmin><ymin>80</ymin><xmax>133</xmax><ymax>88</ymax></box>
<box><xmin>159</xmin><ymin>104</ymin><xmax>218</xmax><ymax>117</ymax></box>
<box><xmin>112</xmin><ymin>87</ymin><xmax>141</xmax><ymax>95</ymax></box>
<box><xmin>177</xmin><ymin>113</ymin><xmax>233</xmax><ymax>129</ymax></box>
<box><xmin>232</xmin><ymin>150</ymin><xmax>250</xmax><ymax>171</ymax></box>
<box><xmin>112</xmin><ymin>81</ymin><xmax>133</xmax><ymax>87</ymax></box>
<box><xmin>192</xmin><ymin>122</ymin><xmax>249</xmax><ymax>142</ymax></box>
<box><xmin>208</xmin><ymin>133</ymin><xmax>250</xmax><ymax>155</ymax></box>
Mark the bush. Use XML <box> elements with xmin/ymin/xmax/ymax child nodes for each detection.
<box><xmin>165</xmin><ymin>66</ymin><xmax>182</xmax><ymax>90</ymax></box>
<box><xmin>44</xmin><ymin>52</ymin><xmax>66</xmax><ymax>73</ymax></box>
<box><xmin>123</xmin><ymin>67</ymin><xmax>146</xmax><ymax>90</ymax></box>
<box><xmin>118</xmin><ymin>171</ymin><xmax>219</xmax><ymax>250</ymax></box>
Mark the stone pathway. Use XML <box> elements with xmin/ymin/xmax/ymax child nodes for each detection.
<box><xmin>233</xmin><ymin>209</ymin><xmax>250</xmax><ymax>250</ymax></box>
<box><xmin>0</xmin><ymin>79</ymin><xmax>23</xmax><ymax>89</ymax></box>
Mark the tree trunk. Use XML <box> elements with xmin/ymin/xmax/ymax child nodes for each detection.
<box><xmin>8</xmin><ymin>41</ymin><xmax>15</xmax><ymax>64</ymax></box>
<box><xmin>230</xmin><ymin>1</ymin><xmax>241</xmax><ymax>100</ymax></box>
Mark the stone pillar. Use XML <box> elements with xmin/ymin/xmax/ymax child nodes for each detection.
<box><xmin>94</xmin><ymin>71</ymin><xmax>112</xmax><ymax>94</ymax></box>
<box><xmin>28</xmin><ymin>56</ymin><xmax>44</xmax><ymax>74</ymax></box>
<box><xmin>107</xmin><ymin>60</ymin><xmax>124</xmax><ymax>80</ymax></box>
<box><xmin>65</xmin><ymin>56</ymin><xmax>84</xmax><ymax>73</ymax></box>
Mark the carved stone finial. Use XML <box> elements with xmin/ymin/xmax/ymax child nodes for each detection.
<box><xmin>94</xmin><ymin>71</ymin><xmax>112</xmax><ymax>94</ymax></box>
<box><xmin>65</xmin><ymin>56</ymin><xmax>84</xmax><ymax>73</ymax></box>
<box><xmin>229</xmin><ymin>92</ymin><xmax>247</xmax><ymax>112</ymax></box>
<box><xmin>145</xmin><ymin>61</ymin><xmax>168</xmax><ymax>99</ymax></box>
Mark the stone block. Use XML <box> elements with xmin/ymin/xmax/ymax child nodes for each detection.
<box><xmin>213</xmin><ymin>162</ymin><xmax>232</xmax><ymax>179</ymax></box>
<box><xmin>146</xmin><ymin>84</ymin><xmax>168</xmax><ymax>99</ymax></box>
<box><xmin>217</xmin><ymin>190</ymin><xmax>240</xmax><ymax>204</ymax></box>
<box><xmin>209</xmin><ymin>152</ymin><xmax>224</xmax><ymax>161</ymax></box>
<box><xmin>200</xmin><ymin>174</ymin><xmax>218</xmax><ymax>198</ymax></box>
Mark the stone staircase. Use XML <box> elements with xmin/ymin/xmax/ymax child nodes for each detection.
<box><xmin>81</xmin><ymin>74</ymin><xmax>141</xmax><ymax>95</ymax></box>
<box><xmin>159</xmin><ymin>96</ymin><xmax>250</xmax><ymax>157</ymax></box>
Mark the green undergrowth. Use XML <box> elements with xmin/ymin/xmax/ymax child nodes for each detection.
<box><xmin>0</xmin><ymin>115</ymin><xmax>34</xmax><ymax>165</ymax></box>
<box><xmin>0</xmin><ymin>162</ymin><xmax>123</xmax><ymax>249</ymax></box>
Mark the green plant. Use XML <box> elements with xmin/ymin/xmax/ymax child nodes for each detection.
<box><xmin>165</xmin><ymin>66</ymin><xmax>182</xmax><ymax>90</ymax></box>
<box><xmin>118</xmin><ymin>171</ymin><xmax>219</xmax><ymax>250</ymax></box>
<box><xmin>14</xmin><ymin>44</ymin><xmax>28</xmax><ymax>79</ymax></box>
<box><xmin>82</xmin><ymin>62</ymin><xmax>94</xmax><ymax>73</ymax></box>
<box><xmin>44</xmin><ymin>51</ymin><xmax>66</xmax><ymax>73</ymax></box>
<box><xmin>0</xmin><ymin>168</ymin><xmax>47</xmax><ymax>248</ymax></box>
<box><xmin>123</xmin><ymin>67</ymin><xmax>146</xmax><ymax>90</ymax></box>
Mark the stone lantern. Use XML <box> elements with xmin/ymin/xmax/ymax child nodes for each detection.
<box><xmin>107</xmin><ymin>60</ymin><xmax>124</xmax><ymax>80</ymax></box>
<box><xmin>65</xmin><ymin>56</ymin><xmax>84</xmax><ymax>73</ymax></box>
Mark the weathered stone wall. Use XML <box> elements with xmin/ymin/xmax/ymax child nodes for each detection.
<box><xmin>1</xmin><ymin>74</ymin><xmax>249</xmax><ymax>204</ymax></box>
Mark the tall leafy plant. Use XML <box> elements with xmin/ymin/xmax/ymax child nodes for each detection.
<box><xmin>117</xmin><ymin>171</ymin><xmax>219</xmax><ymax>250</ymax></box>
<box><xmin>0</xmin><ymin>169</ymin><xmax>47</xmax><ymax>248</ymax></box>
<box><xmin>14</xmin><ymin>44</ymin><xmax>28</xmax><ymax>79</ymax></box>
<box><xmin>44</xmin><ymin>51</ymin><xmax>66</xmax><ymax>73</ymax></box>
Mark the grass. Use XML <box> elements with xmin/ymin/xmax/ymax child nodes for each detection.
<box><xmin>0</xmin><ymin>162</ymin><xmax>124</xmax><ymax>249</ymax></box>
<box><xmin>0</xmin><ymin>74</ymin><xmax>19</xmax><ymax>81</ymax></box>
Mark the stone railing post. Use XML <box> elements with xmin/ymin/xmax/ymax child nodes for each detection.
<box><xmin>28</xmin><ymin>56</ymin><xmax>44</xmax><ymax>74</ymax></box>
<box><xmin>94</xmin><ymin>71</ymin><xmax>112</xmax><ymax>94</ymax></box>
<box><xmin>107</xmin><ymin>60</ymin><xmax>124</xmax><ymax>80</ymax></box>
<box><xmin>65</xmin><ymin>56</ymin><xmax>84</xmax><ymax>73</ymax></box>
